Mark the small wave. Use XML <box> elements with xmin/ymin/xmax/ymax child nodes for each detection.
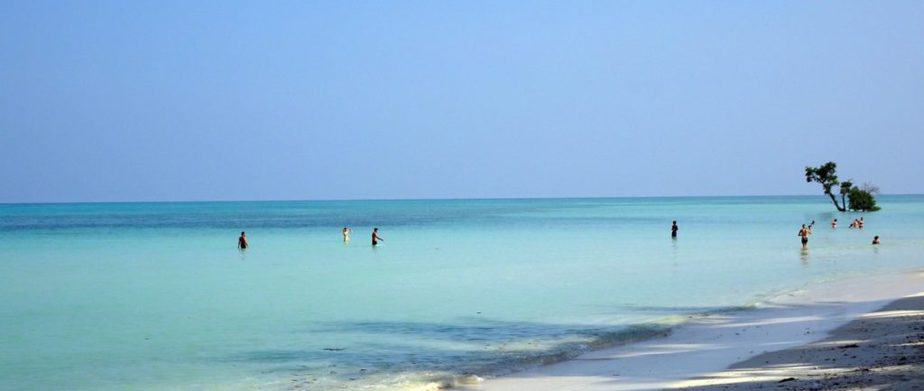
<box><xmin>353</xmin><ymin>320</ymin><xmax>683</xmax><ymax>391</ymax></box>
<box><xmin>378</xmin><ymin>305</ymin><xmax>776</xmax><ymax>391</ymax></box>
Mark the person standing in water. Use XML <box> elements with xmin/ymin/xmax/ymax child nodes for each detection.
<box><xmin>798</xmin><ymin>224</ymin><xmax>810</xmax><ymax>248</ymax></box>
<box><xmin>371</xmin><ymin>228</ymin><xmax>384</xmax><ymax>246</ymax></box>
<box><xmin>671</xmin><ymin>221</ymin><xmax>678</xmax><ymax>239</ymax></box>
<box><xmin>831</xmin><ymin>218</ymin><xmax>838</xmax><ymax>229</ymax></box>
<box><xmin>342</xmin><ymin>227</ymin><xmax>352</xmax><ymax>242</ymax></box>
<box><xmin>858</xmin><ymin>217</ymin><xmax>864</xmax><ymax>229</ymax></box>
<box><xmin>238</xmin><ymin>231</ymin><xmax>248</xmax><ymax>250</ymax></box>
<box><xmin>872</xmin><ymin>235</ymin><xmax>880</xmax><ymax>245</ymax></box>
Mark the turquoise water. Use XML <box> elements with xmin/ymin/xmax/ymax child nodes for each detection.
<box><xmin>2</xmin><ymin>196</ymin><xmax>924</xmax><ymax>390</ymax></box>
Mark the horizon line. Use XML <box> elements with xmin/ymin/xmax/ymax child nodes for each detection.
<box><xmin>1</xmin><ymin>193</ymin><xmax>920</xmax><ymax>206</ymax></box>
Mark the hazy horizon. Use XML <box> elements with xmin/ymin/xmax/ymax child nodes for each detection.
<box><xmin>2</xmin><ymin>1</ymin><xmax>923</xmax><ymax>203</ymax></box>
<box><xmin>3</xmin><ymin>193</ymin><xmax>924</xmax><ymax>206</ymax></box>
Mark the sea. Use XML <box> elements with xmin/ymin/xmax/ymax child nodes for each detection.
<box><xmin>2</xmin><ymin>195</ymin><xmax>923</xmax><ymax>390</ymax></box>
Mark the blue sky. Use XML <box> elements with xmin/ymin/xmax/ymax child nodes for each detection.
<box><xmin>1</xmin><ymin>1</ymin><xmax>923</xmax><ymax>202</ymax></box>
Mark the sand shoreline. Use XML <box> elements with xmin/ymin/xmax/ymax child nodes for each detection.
<box><xmin>682</xmin><ymin>291</ymin><xmax>924</xmax><ymax>390</ymax></box>
<box><xmin>462</xmin><ymin>269</ymin><xmax>924</xmax><ymax>390</ymax></box>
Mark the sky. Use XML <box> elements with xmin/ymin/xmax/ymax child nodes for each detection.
<box><xmin>1</xmin><ymin>1</ymin><xmax>923</xmax><ymax>203</ymax></box>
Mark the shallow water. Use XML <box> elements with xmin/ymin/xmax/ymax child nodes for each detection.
<box><xmin>1</xmin><ymin>196</ymin><xmax>923</xmax><ymax>389</ymax></box>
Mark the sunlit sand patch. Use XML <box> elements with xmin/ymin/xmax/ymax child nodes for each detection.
<box><xmin>811</xmin><ymin>339</ymin><xmax>866</xmax><ymax>347</ymax></box>
<box><xmin>608</xmin><ymin>343</ymin><xmax>722</xmax><ymax>359</ymax></box>
<box><xmin>893</xmin><ymin>341</ymin><xmax>924</xmax><ymax>347</ymax></box>
<box><xmin>667</xmin><ymin>364</ymin><xmax>854</xmax><ymax>388</ymax></box>
<box><xmin>860</xmin><ymin>310</ymin><xmax>924</xmax><ymax>318</ymax></box>
<box><xmin>713</xmin><ymin>315</ymin><xmax>824</xmax><ymax>328</ymax></box>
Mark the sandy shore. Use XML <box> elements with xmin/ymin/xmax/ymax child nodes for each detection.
<box><xmin>682</xmin><ymin>292</ymin><xmax>924</xmax><ymax>390</ymax></box>
<box><xmin>463</xmin><ymin>270</ymin><xmax>924</xmax><ymax>390</ymax></box>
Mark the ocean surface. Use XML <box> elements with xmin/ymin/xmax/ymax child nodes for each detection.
<box><xmin>2</xmin><ymin>196</ymin><xmax>924</xmax><ymax>390</ymax></box>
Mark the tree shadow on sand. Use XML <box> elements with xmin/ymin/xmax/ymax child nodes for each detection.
<box><xmin>676</xmin><ymin>294</ymin><xmax>924</xmax><ymax>390</ymax></box>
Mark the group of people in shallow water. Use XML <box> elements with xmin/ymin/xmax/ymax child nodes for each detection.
<box><xmin>236</xmin><ymin>228</ymin><xmax>385</xmax><ymax>250</ymax></box>
<box><xmin>798</xmin><ymin>217</ymin><xmax>879</xmax><ymax>248</ymax></box>
<box><xmin>830</xmin><ymin>217</ymin><xmax>865</xmax><ymax>229</ymax></box>
<box><xmin>340</xmin><ymin>227</ymin><xmax>384</xmax><ymax>246</ymax></box>
<box><xmin>235</xmin><ymin>217</ymin><xmax>877</xmax><ymax>251</ymax></box>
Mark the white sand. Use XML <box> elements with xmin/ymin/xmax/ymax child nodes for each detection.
<box><xmin>462</xmin><ymin>270</ymin><xmax>924</xmax><ymax>391</ymax></box>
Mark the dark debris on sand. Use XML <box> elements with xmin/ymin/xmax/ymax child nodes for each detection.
<box><xmin>679</xmin><ymin>294</ymin><xmax>924</xmax><ymax>390</ymax></box>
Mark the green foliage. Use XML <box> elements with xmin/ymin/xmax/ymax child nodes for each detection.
<box><xmin>848</xmin><ymin>187</ymin><xmax>880</xmax><ymax>211</ymax></box>
<box><xmin>839</xmin><ymin>181</ymin><xmax>852</xmax><ymax>195</ymax></box>
<box><xmin>805</xmin><ymin>162</ymin><xmax>846</xmax><ymax>211</ymax></box>
<box><xmin>804</xmin><ymin>162</ymin><xmax>880</xmax><ymax>212</ymax></box>
<box><xmin>804</xmin><ymin>162</ymin><xmax>839</xmax><ymax>194</ymax></box>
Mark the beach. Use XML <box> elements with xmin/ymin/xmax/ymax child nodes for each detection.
<box><xmin>689</xmin><ymin>292</ymin><xmax>924</xmax><ymax>390</ymax></box>
<box><xmin>468</xmin><ymin>270</ymin><xmax>924</xmax><ymax>390</ymax></box>
<box><xmin>4</xmin><ymin>0</ymin><xmax>922</xmax><ymax>388</ymax></box>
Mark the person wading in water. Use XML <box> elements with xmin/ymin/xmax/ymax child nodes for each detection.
<box><xmin>372</xmin><ymin>228</ymin><xmax>384</xmax><ymax>246</ymax></box>
<box><xmin>798</xmin><ymin>224</ymin><xmax>810</xmax><ymax>248</ymax></box>
<box><xmin>238</xmin><ymin>231</ymin><xmax>249</xmax><ymax>250</ymax></box>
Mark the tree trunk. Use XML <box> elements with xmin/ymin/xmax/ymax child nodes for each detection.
<box><xmin>841</xmin><ymin>194</ymin><xmax>848</xmax><ymax>211</ymax></box>
<box><xmin>827</xmin><ymin>193</ymin><xmax>846</xmax><ymax>212</ymax></box>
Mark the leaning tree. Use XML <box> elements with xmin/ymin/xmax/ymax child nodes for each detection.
<box><xmin>805</xmin><ymin>162</ymin><xmax>848</xmax><ymax>212</ymax></box>
<box><xmin>805</xmin><ymin>162</ymin><xmax>880</xmax><ymax>212</ymax></box>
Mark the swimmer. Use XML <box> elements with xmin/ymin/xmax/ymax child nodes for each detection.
<box><xmin>858</xmin><ymin>217</ymin><xmax>864</xmax><ymax>229</ymax></box>
<box><xmin>372</xmin><ymin>228</ymin><xmax>384</xmax><ymax>246</ymax></box>
<box><xmin>798</xmin><ymin>224</ymin><xmax>810</xmax><ymax>248</ymax></box>
<box><xmin>238</xmin><ymin>231</ymin><xmax>248</xmax><ymax>250</ymax></box>
<box><xmin>671</xmin><ymin>220</ymin><xmax>678</xmax><ymax>239</ymax></box>
<box><xmin>872</xmin><ymin>235</ymin><xmax>880</xmax><ymax>245</ymax></box>
<box><xmin>342</xmin><ymin>227</ymin><xmax>352</xmax><ymax>242</ymax></box>
<box><xmin>831</xmin><ymin>218</ymin><xmax>838</xmax><ymax>229</ymax></box>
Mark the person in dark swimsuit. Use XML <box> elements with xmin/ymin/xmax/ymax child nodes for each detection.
<box><xmin>372</xmin><ymin>228</ymin><xmax>383</xmax><ymax>246</ymax></box>
<box><xmin>798</xmin><ymin>224</ymin><xmax>810</xmax><ymax>248</ymax></box>
<box><xmin>238</xmin><ymin>231</ymin><xmax>248</xmax><ymax>250</ymax></box>
<box><xmin>872</xmin><ymin>235</ymin><xmax>880</xmax><ymax>245</ymax></box>
<box><xmin>671</xmin><ymin>221</ymin><xmax>678</xmax><ymax>239</ymax></box>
